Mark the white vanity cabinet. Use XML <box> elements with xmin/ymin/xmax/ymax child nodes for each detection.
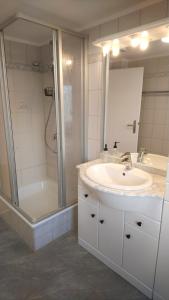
<box><xmin>123</xmin><ymin>224</ymin><xmax>158</xmax><ymax>289</ymax></box>
<box><xmin>78</xmin><ymin>182</ymin><xmax>124</xmax><ymax>264</ymax></box>
<box><xmin>98</xmin><ymin>202</ymin><xmax>124</xmax><ymax>265</ymax></box>
<box><xmin>78</xmin><ymin>183</ymin><xmax>99</xmax><ymax>248</ymax></box>
<box><xmin>78</xmin><ymin>179</ymin><xmax>161</xmax><ymax>299</ymax></box>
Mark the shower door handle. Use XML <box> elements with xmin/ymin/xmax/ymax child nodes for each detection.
<box><xmin>127</xmin><ymin>120</ymin><xmax>136</xmax><ymax>134</ymax></box>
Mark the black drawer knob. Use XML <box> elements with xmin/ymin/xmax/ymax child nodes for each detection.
<box><xmin>126</xmin><ymin>234</ymin><xmax>131</xmax><ymax>239</ymax></box>
<box><xmin>99</xmin><ymin>220</ymin><xmax>104</xmax><ymax>224</ymax></box>
<box><xmin>136</xmin><ymin>221</ymin><xmax>142</xmax><ymax>227</ymax></box>
<box><xmin>84</xmin><ymin>194</ymin><xmax>88</xmax><ymax>198</ymax></box>
<box><xmin>91</xmin><ymin>214</ymin><xmax>95</xmax><ymax>218</ymax></box>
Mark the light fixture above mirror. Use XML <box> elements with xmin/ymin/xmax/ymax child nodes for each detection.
<box><xmin>161</xmin><ymin>26</ymin><xmax>169</xmax><ymax>43</ymax></box>
<box><xmin>93</xmin><ymin>18</ymin><xmax>169</xmax><ymax>57</ymax></box>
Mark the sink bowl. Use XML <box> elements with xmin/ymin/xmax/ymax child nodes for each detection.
<box><xmin>86</xmin><ymin>163</ymin><xmax>152</xmax><ymax>191</ymax></box>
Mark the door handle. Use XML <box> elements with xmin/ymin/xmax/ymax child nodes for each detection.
<box><xmin>127</xmin><ymin>120</ymin><xmax>136</xmax><ymax>134</ymax></box>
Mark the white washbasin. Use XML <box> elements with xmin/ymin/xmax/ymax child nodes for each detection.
<box><xmin>86</xmin><ymin>163</ymin><xmax>152</xmax><ymax>191</ymax></box>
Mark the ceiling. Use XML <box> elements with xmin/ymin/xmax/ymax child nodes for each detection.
<box><xmin>0</xmin><ymin>0</ymin><xmax>152</xmax><ymax>32</ymax></box>
<box><xmin>4</xmin><ymin>19</ymin><xmax>52</xmax><ymax>46</ymax></box>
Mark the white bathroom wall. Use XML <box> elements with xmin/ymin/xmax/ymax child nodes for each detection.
<box><xmin>88</xmin><ymin>59</ymin><xmax>103</xmax><ymax>160</ymax></box>
<box><xmin>5</xmin><ymin>40</ymin><xmax>47</xmax><ymax>187</ymax></box>
<box><xmin>85</xmin><ymin>0</ymin><xmax>169</xmax><ymax>160</ymax></box>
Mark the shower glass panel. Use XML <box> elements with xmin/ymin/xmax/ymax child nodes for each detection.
<box><xmin>0</xmin><ymin>60</ymin><xmax>12</xmax><ymax>202</ymax></box>
<box><xmin>3</xmin><ymin>20</ymin><xmax>60</xmax><ymax>222</ymax></box>
<box><xmin>61</xmin><ymin>32</ymin><xmax>84</xmax><ymax>206</ymax></box>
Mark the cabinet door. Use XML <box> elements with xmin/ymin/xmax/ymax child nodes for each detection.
<box><xmin>78</xmin><ymin>199</ymin><xmax>98</xmax><ymax>248</ymax></box>
<box><xmin>123</xmin><ymin>224</ymin><xmax>158</xmax><ymax>288</ymax></box>
<box><xmin>154</xmin><ymin>201</ymin><xmax>169</xmax><ymax>300</ymax></box>
<box><xmin>98</xmin><ymin>203</ymin><xmax>124</xmax><ymax>266</ymax></box>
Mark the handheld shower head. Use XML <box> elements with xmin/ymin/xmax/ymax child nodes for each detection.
<box><xmin>44</xmin><ymin>87</ymin><xmax>54</xmax><ymax>97</ymax></box>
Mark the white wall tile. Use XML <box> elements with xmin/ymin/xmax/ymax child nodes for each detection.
<box><xmin>154</xmin><ymin>110</ymin><xmax>167</xmax><ymax>125</ymax></box>
<box><xmin>150</xmin><ymin>138</ymin><xmax>162</xmax><ymax>154</ymax></box>
<box><xmin>88</xmin><ymin>115</ymin><xmax>100</xmax><ymax>139</ymax></box>
<box><xmin>11</xmin><ymin>41</ymin><xmax>27</xmax><ymax>64</ymax></box>
<box><xmin>89</xmin><ymin>90</ymin><xmax>101</xmax><ymax>115</ymax></box>
<box><xmin>143</xmin><ymin>109</ymin><xmax>154</xmax><ymax>124</ymax></box>
<box><xmin>88</xmin><ymin>139</ymin><xmax>100</xmax><ymax>160</ymax></box>
<box><xmin>89</xmin><ymin>61</ymin><xmax>102</xmax><ymax>90</ymax></box>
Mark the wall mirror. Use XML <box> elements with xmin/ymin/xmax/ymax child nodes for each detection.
<box><xmin>95</xmin><ymin>20</ymin><xmax>169</xmax><ymax>159</ymax></box>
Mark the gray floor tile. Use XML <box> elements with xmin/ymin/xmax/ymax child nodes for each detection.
<box><xmin>0</xmin><ymin>218</ymin><xmax>149</xmax><ymax>300</ymax></box>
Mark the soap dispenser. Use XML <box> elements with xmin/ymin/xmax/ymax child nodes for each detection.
<box><xmin>100</xmin><ymin>144</ymin><xmax>109</xmax><ymax>162</ymax></box>
<box><xmin>112</xmin><ymin>141</ymin><xmax>120</xmax><ymax>156</ymax></box>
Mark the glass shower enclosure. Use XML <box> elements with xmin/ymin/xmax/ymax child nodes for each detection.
<box><xmin>0</xmin><ymin>16</ymin><xmax>85</xmax><ymax>223</ymax></box>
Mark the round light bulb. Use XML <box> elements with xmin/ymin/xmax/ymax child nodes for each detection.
<box><xmin>102</xmin><ymin>44</ymin><xmax>111</xmax><ymax>56</ymax></box>
<box><xmin>140</xmin><ymin>31</ymin><xmax>149</xmax><ymax>51</ymax></box>
<box><xmin>141</xmin><ymin>31</ymin><xmax>148</xmax><ymax>38</ymax></box>
<box><xmin>140</xmin><ymin>39</ymin><xmax>149</xmax><ymax>50</ymax></box>
<box><xmin>112</xmin><ymin>47</ymin><xmax>120</xmax><ymax>57</ymax></box>
<box><xmin>161</xmin><ymin>36</ymin><xmax>169</xmax><ymax>43</ymax></box>
<box><xmin>131</xmin><ymin>36</ymin><xmax>140</xmax><ymax>48</ymax></box>
<box><xmin>112</xmin><ymin>39</ymin><xmax>120</xmax><ymax>57</ymax></box>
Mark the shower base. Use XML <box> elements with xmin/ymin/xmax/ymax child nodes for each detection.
<box><xmin>0</xmin><ymin>193</ymin><xmax>77</xmax><ymax>250</ymax></box>
<box><xmin>19</xmin><ymin>179</ymin><xmax>59</xmax><ymax>221</ymax></box>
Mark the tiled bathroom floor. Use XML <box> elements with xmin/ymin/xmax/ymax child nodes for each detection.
<box><xmin>0</xmin><ymin>218</ymin><xmax>148</xmax><ymax>300</ymax></box>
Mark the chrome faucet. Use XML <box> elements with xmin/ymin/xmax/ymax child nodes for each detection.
<box><xmin>120</xmin><ymin>152</ymin><xmax>132</xmax><ymax>170</ymax></box>
<box><xmin>137</xmin><ymin>147</ymin><xmax>147</xmax><ymax>163</ymax></box>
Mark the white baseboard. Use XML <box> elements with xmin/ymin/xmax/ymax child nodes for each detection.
<box><xmin>79</xmin><ymin>238</ymin><xmax>153</xmax><ymax>299</ymax></box>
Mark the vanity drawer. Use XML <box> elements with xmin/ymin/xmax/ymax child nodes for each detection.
<box><xmin>78</xmin><ymin>182</ymin><xmax>98</xmax><ymax>206</ymax></box>
<box><xmin>125</xmin><ymin>212</ymin><xmax>160</xmax><ymax>239</ymax></box>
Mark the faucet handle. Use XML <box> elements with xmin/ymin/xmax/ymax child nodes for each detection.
<box><xmin>113</xmin><ymin>141</ymin><xmax>120</xmax><ymax>149</ymax></box>
<box><xmin>121</xmin><ymin>152</ymin><xmax>130</xmax><ymax>157</ymax></box>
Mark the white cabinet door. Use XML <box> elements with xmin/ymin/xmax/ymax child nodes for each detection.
<box><xmin>154</xmin><ymin>201</ymin><xmax>169</xmax><ymax>300</ymax></box>
<box><xmin>98</xmin><ymin>203</ymin><xmax>124</xmax><ymax>266</ymax></box>
<box><xmin>78</xmin><ymin>199</ymin><xmax>98</xmax><ymax>248</ymax></box>
<box><xmin>123</xmin><ymin>224</ymin><xmax>158</xmax><ymax>288</ymax></box>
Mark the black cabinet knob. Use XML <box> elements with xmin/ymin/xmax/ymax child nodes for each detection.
<box><xmin>99</xmin><ymin>220</ymin><xmax>104</xmax><ymax>224</ymax></box>
<box><xmin>84</xmin><ymin>194</ymin><xmax>88</xmax><ymax>198</ymax></box>
<box><xmin>91</xmin><ymin>214</ymin><xmax>95</xmax><ymax>218</ymax></box>
<box><xmin>136</xmin><ymin>221</ymin><xmax>142</xmax><ymax>227</ymax></box>
<box><xmin>126</xmin><ymin>234</ymin><xmax>131</xmax><ymax>239</ymax></box>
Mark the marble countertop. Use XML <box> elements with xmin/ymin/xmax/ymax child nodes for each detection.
<box><xmin>77</xmin><ymin>159</ymin><xmax>165</xmax><ymax>199</ymax></box>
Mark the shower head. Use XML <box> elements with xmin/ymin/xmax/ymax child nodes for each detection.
<box><xmin>44</xmin><ymin>87</ymin><xmax>54</xmax><ymax>97</ymax></box>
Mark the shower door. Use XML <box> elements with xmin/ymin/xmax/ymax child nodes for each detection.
<box><xmin>2</xmin><ymin>20</ymin><xmax>61</xmax><ymax>222</ymax></box>
<box><xmin>0</xmin><ymin>17</ymin><xmax>85</xmax><ymax>222</ymax></box>
<box><xmin>58</xmin><ymin>31</ymin><xmax>84</xmax><ymax>207</ymax></box>
<box><xmin>0</xmin><ymin>42</ymin><xmax>12</xmax><ymax>203</ymax></box>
